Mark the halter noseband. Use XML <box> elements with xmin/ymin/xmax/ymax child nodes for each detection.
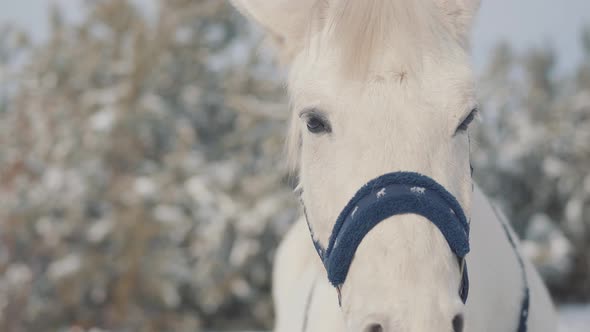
<box><xmin>304</xmin><ymin>171</ymin><xmax>470</xmax><ymax>304</ymax></box>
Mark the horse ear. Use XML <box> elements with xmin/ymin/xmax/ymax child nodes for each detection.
<box><xmin>435</xmin><ymin>0</ymin><xmax>481</xmax><ymax>45</ymax></box>
<box><xmin>230</xmin><ymin>0</ymin><xmax>318</xmax><ymax>61</ymax></box>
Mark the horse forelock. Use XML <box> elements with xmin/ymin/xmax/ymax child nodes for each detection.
<box><xmin>304</xmin><ymin>0</ymin><xmax>457</xmax><ymax>80</ymax></box>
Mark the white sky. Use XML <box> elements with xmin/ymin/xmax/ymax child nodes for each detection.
<box><xmin>1</xmin><ymin>0</ymin><xmax>589</xmax><ymax>73</ymax></box>
<box><xmin>473</xmin><ymin>0</ymin><xmax>590</xmax><ymax>73</ymax></box>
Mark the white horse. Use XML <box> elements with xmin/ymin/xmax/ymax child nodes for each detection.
<box><xmin>231</xmin><ymin>1</ymin><xmax>557</xmax><ymax>331</ymax></box>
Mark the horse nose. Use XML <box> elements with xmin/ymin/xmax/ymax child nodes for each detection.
<box><xmin>362</xmin><ymin>317</ymin><xmax>463</xmax><ymax>332</ymax></box>
<box><xmin>453</xmin><ymin>314</ymin><xmax>464</xmax><ymax>332</ymax></box>
<box><xmin>361</xmin><ymin>316</ymin><xmax>388</xmax><ymax>332</ymax></box>
<box><xmin>362</xmin><ymin>323</ymin><xmax>384</xmax><ymax>332</ymax></box>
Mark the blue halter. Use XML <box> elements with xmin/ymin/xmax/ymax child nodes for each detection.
<box><xmin>304</xmin><ymin>171</ymin><xmax>471</xmax><ymax>304</ymax></box>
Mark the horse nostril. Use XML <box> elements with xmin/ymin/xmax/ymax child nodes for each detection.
<box><xmin>363</xmin><ymin>323</ymin><xmax>384</xmax><ymax>332</ymax></box>
<box><xmin>453</xmin><ymin>314</ymin><xmax>464</xmax><ymax>332</ymax></box>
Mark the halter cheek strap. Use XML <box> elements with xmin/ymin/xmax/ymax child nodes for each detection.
<box><xmin>304</xmin><ymin>172</ymin><xmax>471</xmax><ymax>304</ymax></box>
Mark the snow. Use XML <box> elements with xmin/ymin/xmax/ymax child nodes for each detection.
<box><xmin>90</xmin><ymin>109</ymin><xmax>117</xmax><ymax>132</ymax></box>
<box><xmin>47</xmin><ymin>254</ymin><xmax>82</xmax><ymax>281</ymax></box>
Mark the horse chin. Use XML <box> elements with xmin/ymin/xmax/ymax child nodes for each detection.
<box><xmin>338</xmin><ymin>214</ymin><xmax>463</xmax><ymax>332</ymax></box>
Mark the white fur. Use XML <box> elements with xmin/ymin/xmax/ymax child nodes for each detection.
<box><xmin>230</xmin><ymin>0</ymin><xmax>557</xmax><ymax>331</ymax></box>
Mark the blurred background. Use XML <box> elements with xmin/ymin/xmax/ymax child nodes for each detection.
<box><xmin>0</xmin><ymin>0</ymin><xmax>589</xmax><ymax>331</ymax></box>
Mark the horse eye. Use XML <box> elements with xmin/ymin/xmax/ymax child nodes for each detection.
<box><xmin>456</xmin><ymin>108</ymin><xmax>478</xmax><ymax>133</ymax></box>
<box><xmin>306</xmin><ymin>116</ymin><xmax>330</xmax><ymax>134</ymax></box>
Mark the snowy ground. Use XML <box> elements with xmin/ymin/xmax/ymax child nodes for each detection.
<box><xmin>558</xmin><ymin>303</ymin><xmax>590</xmax><ymax>332</ymax></box>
